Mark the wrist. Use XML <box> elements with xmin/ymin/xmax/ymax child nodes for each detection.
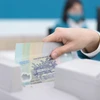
<box><xmin>83</xmin><ymin>33</ymin><xmax>100</xmax><ymax>53</ymax></box>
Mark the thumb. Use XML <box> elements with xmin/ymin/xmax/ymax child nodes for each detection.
<box><xmin>51</xmin><ymin>43</ymin><xmax>73</xmax><ymax>59</ymax></box>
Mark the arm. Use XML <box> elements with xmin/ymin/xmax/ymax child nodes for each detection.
<box><xmin>78</xmin><ymin>33</ymin><xmax>100</xmax><ymax>61</ymax></box>
<box><xmin>78</xmin><ymin>32</ymin><xmax>100</xmax><ymax>60</ymax></box>
<box><xmin>43</xmin><ymin>28</ymin><xmax>100</xmax><ymax>59</ymax></box>
<box><xmin>83</xmin><ymin>32</ymin><xmax>100</xmax><ymax>53</ymax></box>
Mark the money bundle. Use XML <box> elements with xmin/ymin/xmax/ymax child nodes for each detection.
<box><xmin>15</xmin><ymin>42</ymin><xmax>73</xmax><ymax>85</ymax></box>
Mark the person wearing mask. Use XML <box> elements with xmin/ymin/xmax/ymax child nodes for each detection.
<box><xmin>49</xmin><ymin>0</ymin><xmax>87</xmax><ymax>34</ymax></box>
<box><xmin>44</xmin><ymin>28</ymin><xmax>100</xmax><ymax>61</ymax></box>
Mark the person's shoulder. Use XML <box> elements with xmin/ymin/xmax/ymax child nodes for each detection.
<box><xmin>82</xmin><ymin>20</ymin><xmax>88</xmax><ymax>28</ymax></box>
<box><xmin>55</xmin><ymin>19</ymin><xmax>68</xmax><ymax>27</ymax></box>
<box><xmin>51</xmin><ymin>19</ymin><xmax>69</xmax><ymax>33</ymax></box>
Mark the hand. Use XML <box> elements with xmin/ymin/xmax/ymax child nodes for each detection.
<box><xmin>43</xmin><ymin>28</ymin><xmax>100</xmax><ymax>59</ymax></box>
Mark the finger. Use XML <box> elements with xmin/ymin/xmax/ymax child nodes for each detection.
<box><xmin>43</xmin><ymin>33</ymin><xmax>57</xmax><ymax>42</ymax></box>
<box><xmin>51</xmin><ymin>43</ymin><xmax>73</xmax><ymax>59</ymax></box>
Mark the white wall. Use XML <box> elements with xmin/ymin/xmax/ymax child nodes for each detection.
<box><xmin>0</xmin><ymin>19</ymin><xmax>97</xmax><ymax>37</ymax></box>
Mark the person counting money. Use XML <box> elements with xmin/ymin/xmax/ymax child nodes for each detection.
<box><xmin>43</xmin><ymin>28</ymin><xmax>100</xmax><ymax>61</ymax></box>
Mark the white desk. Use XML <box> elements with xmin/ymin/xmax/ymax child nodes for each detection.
<box><xmin>0</xmin><ymin>82</ymin><xmax>79</xmax><ymax>100</ymax></box>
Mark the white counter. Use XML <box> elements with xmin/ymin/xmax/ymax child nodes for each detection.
<box><xmin>0</xmin><ymin>82</ymin><xmax>79</xmax><ymax>100</ymax></box>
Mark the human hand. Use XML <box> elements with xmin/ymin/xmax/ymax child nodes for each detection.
<box><xmin>43</xmin><ymin>28</ymin><xmax>100</xmax><ymax>59</ymax></box>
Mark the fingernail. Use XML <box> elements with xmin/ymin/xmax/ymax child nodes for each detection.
<box><xmin>52</xmin><ymin>52</ymin><xmax>58</xmax><ymax>59</ymax></box>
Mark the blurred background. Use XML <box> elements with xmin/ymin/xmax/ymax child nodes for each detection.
<box><xmin>0</xmin><ymin>0</ymin><xmax>100</xmax><ymax>51</ymax></box>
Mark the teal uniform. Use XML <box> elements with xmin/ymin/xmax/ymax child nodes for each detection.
<box><xmin>77</xmin><ymin>51</ymin><xmax>100</xmax><ymax>61</ymax></box>
<box><xmin>51</xmin><ymin>19</ymin><xmax>87</xmax><ymax>33</ymax></box>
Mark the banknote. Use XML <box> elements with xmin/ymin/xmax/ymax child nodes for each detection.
<box><xmin>15</xmin><ymin>42</ymin><xmax>73</xmax><ymax>85</ymax></box>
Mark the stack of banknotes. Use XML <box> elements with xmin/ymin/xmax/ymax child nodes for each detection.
<box><xmin>15</xmin><ymin>42</ymin><xmax>73</xmax><ymax>85</ymax></box>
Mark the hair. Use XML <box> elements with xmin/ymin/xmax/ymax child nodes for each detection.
<box><xmin>62</xmin><ymin>0</ymin><xmax>84</xmax><ymax>22</ymax></box>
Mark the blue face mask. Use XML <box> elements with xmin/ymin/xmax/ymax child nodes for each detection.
<box><xmin>68</xmin><ymin>14</ymin><xmax>83</xmax><ymax>22</ymax></box>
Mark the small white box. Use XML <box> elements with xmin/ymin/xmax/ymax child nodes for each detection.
<box><xmin>55</xmin><ymin>59</ymin><xmax>100</xmax><ymax>100</ymax></box>
<box><xmin>0</xmin><ymin>59</ymin><xmax>22</xmax><ymax>92</ymax></box>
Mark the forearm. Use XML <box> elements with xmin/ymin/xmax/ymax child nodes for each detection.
<box><xmin>83</xmin><ymin>31</ymin><xmax>100</xmax><ymax>53</ymax></box>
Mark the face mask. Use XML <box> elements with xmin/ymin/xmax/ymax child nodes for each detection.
<box><xmin>68</xmin><ymin>13</ymin><xmax>83</xmax><ymax>22</ymax></box>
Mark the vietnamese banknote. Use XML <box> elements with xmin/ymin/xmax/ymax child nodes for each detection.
<box><xmin>15</xmin><ymin>42</ymin><xmax>73</xmax><ymax>85</ymax></box>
